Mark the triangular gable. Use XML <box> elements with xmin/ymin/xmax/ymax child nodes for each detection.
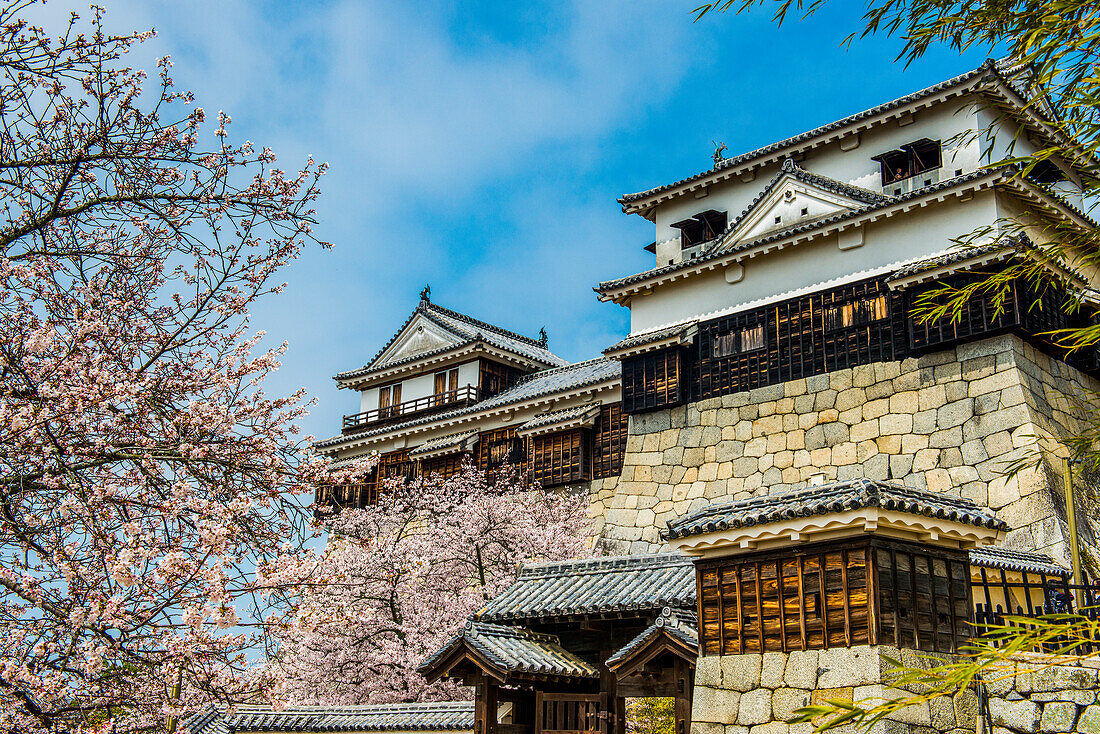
<box><xmin>606</xmin><ymin>608</ymin><xmax>698</xmax><ymax>677</ymax></box>
<box><xmin>713</xmin><ymin>160</ymin><xmax>888</xmax><ymax>253</ymax></box>
<box><xmin>371</xmin><ymin>311</ymin><xmax>468</xmax><ymax>369</ymax></box>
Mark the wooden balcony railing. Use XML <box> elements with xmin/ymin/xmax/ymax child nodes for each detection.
<box><xmin>316</xmin><ymin>482</ymin><xmax>378</xmax><ymax>510</ymax></box>
<box><xmin>342</xmin><ymin>385</ymin><xmax>479</xmax><ymax>432</ymax></box>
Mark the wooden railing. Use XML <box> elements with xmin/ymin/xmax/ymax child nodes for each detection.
<box><xmin>315</xmin><ymin>482</ymin><xmax>377</xmax><ymax>510</ymax></box>
<box><xmin>974</xmin><ymin>579</ymin><xmax>1100</xmax><ymax>654</ymax></box>
<box><xmin>342</xmin><ymin>385</ymin><xmax>479</xmax><ymax>432</ymax></box>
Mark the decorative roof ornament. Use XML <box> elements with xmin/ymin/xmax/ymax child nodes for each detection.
<box><xmin>712</xmin><ymin>141</ymin><xmax>727</xmax><ymax>165</ymax></box>
<box><xmin>538</xmin><ymin>327</ymin><xmax>548</xmax><ymax>347</ymax></box>
<box><xmin>781</xmin><ymin>157</ymin><xmax>799</xmax><ymax>172</ymax></box>
<box><xmin>419</xmin><ymin>284</ymin><xmax>431</xmax><ymax>303</ymax></box>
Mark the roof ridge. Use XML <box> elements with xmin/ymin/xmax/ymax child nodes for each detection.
<box><xmin>516</xmin><ymin>552</ymin><xmax>691</xmax><ymax>579</ymax></box>
<box><xmin>598</xmin><ymin>167</ymin><xmax>1006</xmax><ymax>295</ymax></box>
<box><xmin>619</xmin><ymin>59</ymin><xmax>998</xmax><ymax>206</ymax></box>
<box><xmin>467</xmin><ymin>620</ymin><xmax>559</xmax><ymax>642</ymax></box>
<box><xmin>425</xmin><ymin>302</ymin><xmax>543</xmax><ymax>347</ymax></box>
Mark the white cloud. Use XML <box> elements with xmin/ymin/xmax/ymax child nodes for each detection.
<box><xmin>314</xmin><ymin>0</ymin><xmax>689</xmax><ymax>205</ymax></box>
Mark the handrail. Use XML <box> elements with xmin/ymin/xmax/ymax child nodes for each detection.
<box><xmin>342</xmin><ymin>385</ymin><xmax>479</xmax><ymax>431</ymax></box>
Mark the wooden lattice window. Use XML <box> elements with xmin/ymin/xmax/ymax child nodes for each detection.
<box><xmin>419</xmin><ymin>453</ymin><xmax>467</xmax><ymax>479</ymax></box>
<box><xmin>476</xmin><ymin>427</ymin><xmax>527</xmax><ymax>474</ymax></box>
<box><xmin>906</xmin><ymin>276</ymin><xmax>1021</xmax><ymax>352</ymax></box>
<box><xmin>593</xmin><ymin>404</ymin><xmax>627</xmax><ymax>479</ymax></box>
<box><xmin>480</xmin><ymin>361</ymin><xmax>523</xmax><ymax>399</ymax></box>
<box><xmin>529</xmin><ymin>429</ymin><xmax>589</xmax><ymax>487</ymax></box>
<box><xmin>315</xmin><ymin>482</ymin><xmax>377</xmax><ymax>510</ymax></box>
<box><xmin>824</xmin><ymin>294</ymin><xmax>889</xmax><ymax>332</ymax></box>
<box><xmin>377</xmin><ymin>449</ymin><xmax>417</xmax><ymax>487</ymax></box>
<box><xmin>697</xmin><ymin>539</ymin><xmax>970</xmax><ymax>656</ymax></box>
<box><xmin>713</xmin><ymin>323</ymin><xmax>766</xmax><ymax>358</ymax></box>
<box><xmin>621</xmin><ymin>347</ymin><xmax>688</xmax><ymax>413</ymax></box>
<box><xmin>696</xmin><ymin>278</ymin><xmax>905</xmax><ymax>401</ymax></box>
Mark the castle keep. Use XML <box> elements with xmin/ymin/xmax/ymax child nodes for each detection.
<box><xmin>304</xmin><ymin>58</ymin><xmax>1100</xmax><ymax>734</ymax></box>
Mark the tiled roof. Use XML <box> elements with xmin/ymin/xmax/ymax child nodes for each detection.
<box><xmin>516</xmin><ymin>403</ymin><xmax>602</xmax><ymax>436</ymax></box>
<box><xmin>969</xmin><ymin>546</ymin><xmax>1069</xmax><ymax>577</ymax></box>
<box><xmin>407</xmin><ymin>430</ymin><xmax>478</xmax><ymax>459</ymax></box>
<box><xmin>183</xmin><ymin>707</ymin><xmax>231</xmax><ymax>734</ymax></box>
<box><xmin>885</xmin><ymin>242</ymin><xmax>1014</xmax><ymax>283</ymax></box>
<box><xmin>720</xmin><ymin>161</ymin><xmax>889</xmax><ymax>247</ymax></box>
<box><xmin>478</xmin><ymin>553</ymin><xmax>696</xmax><ymax>623</ymax></box>
<box><xmin>618</xmin><ymin>59</ymin><xmax>1006</xmax><ymax>207</ymax></box>
<box><xmin>422</xmin><ymin>304</ymin><xmax>567</xmax><ymax>368</ymax></box>
<box><xmin>317</xmin><ymin>358</ymin><xmax>619</xmax><ymax>450</ymax></box>
<box><xmin>605</xmin><ymin>606</ymin><xmax>698</xmax><ymax>670</ymax></box>
<box><xmin>336</xmin><ymin>299</ymin><xmax>567</xmax><ymax>382</ymax></box>
<box><xmin>603</xmin><ymin>321</ymin><xmax>697</xmax><ymax>357</ymax></box>
<box><xmin>598</xmin><ymin>167</ymin><xmax>1004</xmax><ymax>295</ymax></box>
<box><xmin>664</xmin><ymin>479</ymin><xmax>1009</xmax><ymax>541</ymax></box>
<box><xmin>183</xmin><ymin>703</ymin><xmax>475</xmax><ymax>734</ymax></box>
<box><xmin>418</xmin><ymin>621</ymin><xmax>599</xmax><ymax>681</ymax></box>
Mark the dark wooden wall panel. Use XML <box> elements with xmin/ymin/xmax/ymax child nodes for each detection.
<box><xmin>529</xmin><ymin>428</ymin><xmax>589</xmax><ymax>487</ymax></box>
<box><xmin>593</xmin><ymin>404</ymin><xmax>627</xmax><ymax>479</ymax></box>
<box><xmin>697</xmin><ymin>539</ymin><xmax>970</xmax><ymax>656</ymax></box>
<box><xmin>622</xmin><ymin>348</ymin><xmax>688</xmax><ymax>413</ymax></box>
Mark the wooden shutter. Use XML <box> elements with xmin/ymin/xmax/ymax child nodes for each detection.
<box><xmin>529</xmin><ymin>429</ymin><xmax>588</xmax><ymax>487</ymax></box>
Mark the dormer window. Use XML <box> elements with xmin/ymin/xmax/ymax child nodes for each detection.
<box><xmin>1027</xmin><ymin>160</ymin><xmax>1066</xmax><ymax>185</ymax></box>
<box><xmin>872</xmin><ymin>139</ymin><xmax>941</xmax><ymax>186</ymax></box>
<box><xmin>671</xmin><ymin>209</ymin><xmax>728</xmax><ymax>250</ymax></box>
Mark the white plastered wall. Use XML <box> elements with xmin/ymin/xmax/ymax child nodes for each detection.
<box><xmin>358</xmin><ymin>359</ymin><xmax>481</xmax><ymax>414</ymax></box>
<box><xmin>631</xmin><ymin>189</ymin><xmax>999</xmax><ymax>333</ymax></box>
<box><xmin>651</xmin><ymin>95</ymin><xmax>985</xmax><ymax>267</ymax></box>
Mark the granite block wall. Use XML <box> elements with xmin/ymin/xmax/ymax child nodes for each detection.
<box><xmin>985</xmin><ymin>658</ymin><xmax>1100</xmax><ymax>734</ymax></box>
<box><xmin>591</xmin><ymin>334</ymin><xmax>1100</xmax><ymax>562</ymax></box>
<box><xmin>690</xmin><ymin>646</ymin><xmax>975</xmax><ymax>734</ymax></box>
<box><xmin>691</xmin><ymin>647</ymin><xmax>1100</xmax><ymax>734</ymax></box>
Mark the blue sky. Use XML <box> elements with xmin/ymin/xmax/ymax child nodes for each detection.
<box><xmin>40</xmin><ymin>1</ymin><xmax>991</xmax><ymax>443</ymax></box>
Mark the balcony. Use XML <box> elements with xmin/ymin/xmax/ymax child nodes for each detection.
<box><xmin>342</xmin><ymin>385</ymin><xmax>480</xmax><ymax>433</ymax></box>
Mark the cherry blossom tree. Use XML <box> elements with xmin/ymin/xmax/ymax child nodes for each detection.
<box><xmin>270</xmin><ymin>462</ymin><xmax>591</xmax><ymax>705</ymax></box>
<box><xmin>0</xmin><ymin>3</ymin><xmax>367</xmax><ymax>732</ymax></box>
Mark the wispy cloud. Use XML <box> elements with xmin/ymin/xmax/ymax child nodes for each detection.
<box><xmin>31</xmin><ymin>0</ymin><xmax>694</xmax><ymax>438</ymax></box>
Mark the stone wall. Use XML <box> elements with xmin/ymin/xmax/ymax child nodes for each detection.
<box><xmin>985</xmin><ymin>657</ymin><xmax>1100</xmax><ymax>734</ymax></box>
<box><xmin>591</xmin><ymin>334</ymin><xmax>1100</xmax><ymax>560</ymax></box>
<box><xmin>690</xmin><ymin>646</ymin><xmax>977</xmax><ymax>734</ymax></box>
<box><xmin>691</xmin><ymin>647</ymin><xmax>1100</xmax><ymax>734</ymax></box>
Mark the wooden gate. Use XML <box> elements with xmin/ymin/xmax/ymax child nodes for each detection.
<box><xmin>534</xmin><ymin>693</ymin><xmax>605</xmax><ymax>734</ymax></box>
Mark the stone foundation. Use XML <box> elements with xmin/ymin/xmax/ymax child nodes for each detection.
<box><xmin>591</xmin><ymin>334</ymin><xmax>1099</xmax><ymax>561</ymax></box>
<box><xmin>983</xmin><ymin>656</ymin><xmax>1100</xmax><ymax>734</ymax></box>
<box><xmin>691</xmin><ymin>648</ymin><xmax>1100</xmax><ymax>734</ymax></box>
<box><xmin>690</xmin><ymin>647</ymin><xmax>977</xmax><ymax>734</ymax></box>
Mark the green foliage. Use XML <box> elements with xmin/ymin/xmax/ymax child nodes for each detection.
<box><xmin>625</xmin><ymin>697</ymin><xmax>676</xmax><ymax>734</ymax></box>
<box><xmin>789</xmin><ymin>613</ymin><xmax>1100</xmax><ymax>731</ymax></box>
<box><xmin>693</xmin><ymin>0</ymin><xmax>1100</xmax><ymax>473</ymax></box>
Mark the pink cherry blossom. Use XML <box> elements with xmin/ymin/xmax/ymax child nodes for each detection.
<box><xmin>0</xmin><ymin>3</ymin><xmax>373</xmax><ymax>732</ymax></box>
<box><xmin>268</xmin><ymin>462</ymin><xmax>591</xmax><ymax>705</ymax></box>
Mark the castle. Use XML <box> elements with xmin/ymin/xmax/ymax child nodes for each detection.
<box><xmin>192</xmin><ymin>58</ymin><xmax>1100</xmax><ymax>734</ymax></box>
<box><xmin>316</xmin><ymin>58</ymin><xmax>1095</xmax><ymax>566</ymax></box>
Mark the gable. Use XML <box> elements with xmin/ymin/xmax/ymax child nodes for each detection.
<box><xmin>717</xmin><ymin>168</ymin><xmax>880</xmax><ymax>250</ymax></box>
<box><xmin>373</xmin><ymin>313</ymin><xmax>465</xmax><ymax>368</ymax></box>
